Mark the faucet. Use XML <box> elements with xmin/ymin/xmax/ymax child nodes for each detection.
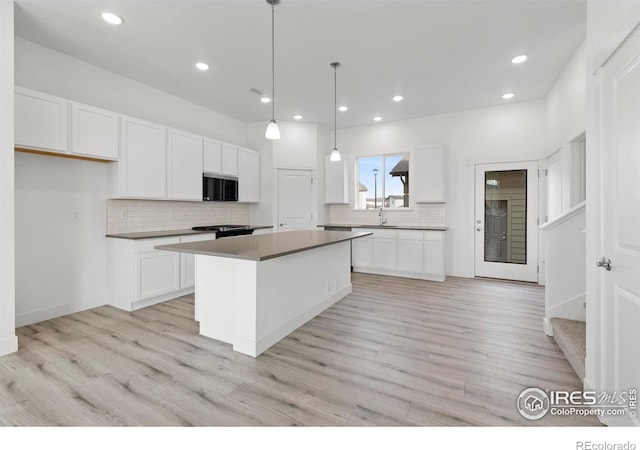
<box><xmin>378</xmin><ymin>208</ymin><xmax>387</xmax><ymax>226</ymax></box>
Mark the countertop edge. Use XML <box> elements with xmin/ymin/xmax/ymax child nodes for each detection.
<box><xmin>156</xmin><ymin>230</ymin><xmax>373</xmax><ymax>261</ymax></box>
<box><xmin>317</xmin><ymin>224</ymin><xmax>448</xmax><ymax>231</ymax></box>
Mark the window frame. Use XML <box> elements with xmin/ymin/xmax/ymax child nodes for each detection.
<box><xmin>354</xmin><ymin>152</ymin><xmax>411</xmax><ymax>210</ymax></box>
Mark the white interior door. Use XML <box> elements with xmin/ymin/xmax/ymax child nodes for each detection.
<box><xmin>277</xmin><ymin>170</ymin><xmax>313</xmax><ymax>231</ymax></box>
<box><xmin>475</xmin><ymin>161</ymin><xmax>539</xmax><ymax>282</ymax></box>
<box><xmin>597</xmin><ymin>26</ymin><xmax>640</xmax><ymax>426</ymax></box>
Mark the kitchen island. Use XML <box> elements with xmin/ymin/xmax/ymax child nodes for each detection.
<box><xmin>156</xmin><ymin>230</ymin><xmax>371</xmax><ymax>357</ymax></box>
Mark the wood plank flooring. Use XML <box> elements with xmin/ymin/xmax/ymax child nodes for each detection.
<box><xmin>0</xmin><ymin>273</ymin><xmax>601</xmax><ymax>426</ymax></box>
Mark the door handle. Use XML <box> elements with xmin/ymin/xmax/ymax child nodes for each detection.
<box><xmin>476</xmin><ymin>227</ymin><xmax>482</xmax><ymax>232</ymax></box>
<box><xmin>279</xmin><ymin>223</ymin><xmax>287</xmax><ymax>227</ymax></box>
<box><xmin>596</xmin><ymin>257</ymin><xmax>612</xmax><ymax>271</ymax></box>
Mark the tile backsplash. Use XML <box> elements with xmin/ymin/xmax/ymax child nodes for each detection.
<box><xmin>328</xmin><ymin>203</ymin><xmax>446</xmax><ymax>227</ymax></box>
<box><xmin>107</xmin><ymin>200</ymin><xmax>250</xmax><ymax>234</ymax></box>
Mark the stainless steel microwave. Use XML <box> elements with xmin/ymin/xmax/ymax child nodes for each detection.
<box><xmin>203</xmin><ymin>174</ymin><xmax>238</xmax><ymax>202</ymax></box>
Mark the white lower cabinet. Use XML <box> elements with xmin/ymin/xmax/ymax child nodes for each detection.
<box><xmin>252</xmin><ymin>227</ymin><xmax>273</xmax><ymax>235</ymax></box>
<box><xmin>352</xmin><ymin>236</ymin><xmax>373</xmax><ymax>267</ymax></box>
<box><xmin>351</xmin><ymin>229</ymin><xmax>445</xmax><ymax>281</ymax></box>
<box><xmin>108</xmin><ymin>233</ymin><xmax>214</xmax><ymax>311</ymax></box>
<box><xmin>397</xmin><ymin>231</ymin><xmax>425</xmax><ymax>273</ymax></box>
<box><xmin>372</xmin><ymin>229</ymin><xmax>397</xmax><ymax>270</ymax></box>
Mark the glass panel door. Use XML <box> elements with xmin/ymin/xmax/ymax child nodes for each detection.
<box><xmin>484</xmin><ymin>170</ymin><xmax>527</xmax><ymax>264</ymax></box>
<box><xmin>475</xmin><ymin>162</ymin><xmax>538</xmax><ymax>282</ymax></box>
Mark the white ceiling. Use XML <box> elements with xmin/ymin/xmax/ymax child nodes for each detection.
<box><xmin>14</xmin><ymin>0</ymin><xmax>586</xmax><ymax>130</ymax></box>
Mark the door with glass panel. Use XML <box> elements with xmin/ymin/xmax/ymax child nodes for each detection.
<box><xmin>474</xmin><ymin>161</ymin><xmax>539</xmax><ymax>282</ymax></box>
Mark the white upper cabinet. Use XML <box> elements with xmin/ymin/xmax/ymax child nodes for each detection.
<box><xmin>324</xmin><ymin>155</ymin><xmax>349</xmax><ymax>204</ymax></box>
<box><xmin>117</xmin><ymin>116</ymin><xmax>167</xmax><ymax>199</ymax></box>
<box><xmin>414</xmin><ymin>144</ymin><xmax>445</xmax><ymax>203</ymax></box>
<box><xmin>203</xmin><ymin>138</ymin><xmax>222</xmax><ymax>174</ymax></box>
<box><xmin>167</xmin><ymin>128</ymin><xmax>203</xmax><ymax>201</ymax></box>
<box><xmin>71</xmin><ymin>102</ymin><xmax>119</xmax><ymax>160</ymax></box>
<box><xmin>15</xmin><ymin>87</ymin><xmax>68</xmax><ymax>153</ymax></box>
<box><xmin>204</xmin><ymin>140</ymin><xmax>238</xmax><ymax>177</ymax></box>
<box><xmin>238</xmin><ymin>147</ymin><xmax>260</xmax><ymax>203</ymax></box>
<box><xmin>222</xmin><ymin>143</ymin><xmax>239</xmax><ymax>177</ymax></box>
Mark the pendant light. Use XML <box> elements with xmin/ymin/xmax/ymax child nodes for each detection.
<box><xmin>330</xmin><ymin>62</ymin><xmax>341</xmax><ymax>162</ymax></box>
<box><xmin>265</xmin><ymin>0</ymin><xmax>280</xmax><ymax>140</ymax></box>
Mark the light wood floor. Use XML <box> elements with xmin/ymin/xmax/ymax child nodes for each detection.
<box><xmin>0</xmin><ymin>273</ymin><xmax>600</xmax><ymax>426</ymax></box>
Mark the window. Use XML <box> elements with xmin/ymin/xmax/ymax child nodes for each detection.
<box><xmin>356</xmin><ymin>153</ymin><xmax>410</xmax><ymax>209</ymax></box>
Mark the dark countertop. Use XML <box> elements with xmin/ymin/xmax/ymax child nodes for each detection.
<box><xmin>155</xmin><ymin>230</ymin><xmax>372</xmax><ymax>261</ymax></box>
<box><xmin>317</xmin><ymin>224</ymin><xmax>448</xmax><ymax>231</ymax></box>
<box><xmin>106</xmin><ymin>225</ymin><xmax>273</xmax><ymax>240</ymax></box>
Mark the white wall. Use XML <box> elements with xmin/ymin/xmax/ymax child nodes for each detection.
<box><xmin>15</xmin><ymin>152</ymin><xmax>109</xmax><ymax>326</ymax></box>
<box><xmin>13</xmin><ymin>37</ymin><xmax>252</xmax><ymax>326</ymax></box>
<box><xmin>15</xmin><ymin>38</ymin><xmax>248</xmax><ymax>146</ymax></box>
<box><xmin>331</xmin><ymin>100</ymin><xmax>548</xmax><ymax>278</ymax></box>
<box><xmin>0</xmin><ymin>1</ymin><xmax>17</xmax><ymax>355</ymax></box>
<box><xmin>547</xmin><ymin>42</ymin><xmax>587</xmax><ymax>155</ymax></box>
<box><xmin>248</xmin><ymin>121</ymin><xmax>330</xmax><ymax>228</ymax></box>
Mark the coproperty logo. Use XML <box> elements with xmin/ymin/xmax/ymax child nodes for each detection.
<box><xmin>517</xmin><ymin>388</ymin><xmax>550</xmax><ymax>420</ymax></box>
<box><xmin>517</xmin><ymin>387</ymin><xmax>637</xmax><ymax>420</ymax></box>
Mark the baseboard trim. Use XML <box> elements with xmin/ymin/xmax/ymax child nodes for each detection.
<box><xmin>353</xmin><ymin>267</ymin><xmax>445</xmax><ymax>282</ymax></box>
<box><xmin>114</xmin><ymin>288</ymin><xmax>195</xmax><ymax>312</ymax></box>
<box><xmin>0</xmin><ymin>335</ymin><xmax>18</xmax><ymax>356</ymax></box>
<box><xmin>16</xmin><ymin>295</ymin><xmax>108</xmax><ymax>327</ymax></box>
<box><xmin>234</xmin><ymin>284</ymin><xmax>353</xmax><ymax>357</ymax></box>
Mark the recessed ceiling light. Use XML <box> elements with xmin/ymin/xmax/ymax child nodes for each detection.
<box><xmin>511</xmin><ymin>54</ymin><xmax>528</xmax><ymax>64</ymax></box>
<box><xmin>260</xmin><ymin>96</ymin><xmax>271</xmax><ymax>104</ymax></box>
<box><xmin>294</xmin><ymin>114</ymin><xmax>303</xmax><ymax>120</ymax></box>
<box><xmin>392</xmin><ymin>95</ymin><xmax>404</xmax><ymax>102</ymax></box>
<box><xmin>338</xmin><ymin>106</ymin><xmax>348</xmax><ymax>112</ymax></box>
<box><xmin>101</xmin><ymin>12</ymin><xmax>123</xmax><ymax>25</ymax></box>
<box><xmin>502</xmin><ymin>92</ymin><xmax>515</xmax><ymax>100</ymax></box>
<box><xmin>195</xmin><ymin>62</ymin><xmax>210</xmax><ymax>71</ymax></box>
<box><xmin>373</xmin><ymin>116</ymin><xmax>382</xmax><ymax>122</ymax></box>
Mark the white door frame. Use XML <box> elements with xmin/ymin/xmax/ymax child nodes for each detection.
<box><xmin>474</xmin><ymin>160</ymin><xmax>539</xmax><ymax>282</ymax></box>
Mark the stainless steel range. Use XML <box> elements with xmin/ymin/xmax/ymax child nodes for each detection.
<box><xmin>191</xmin><ymin>225</ymin><xmax>254</xmax><ymax>238</ymax></box>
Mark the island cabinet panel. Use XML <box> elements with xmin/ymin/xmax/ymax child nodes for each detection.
<box><xmin>414</xmin><ymin>144</ymin><xmax>445</xmax><ymax>203</ymax></box>
<box><xmin>15</xmin><ymin>87</ymin><xmax>68</xmax><ymax>154</ymax></box>
<box><xmin>195</xmin><ymin>239</ymin><xmax>353</xmax><ymax>357</ymax></box>
<box><xmin>114</xmin><ymin>116</ymin><xmax>167</xmax><ymax>199</ymax></box>
<box><xmin>71</xmin><ymin>101</ymin><xmax>119</xmax><ymax>160</ymax></box>
<box><xmin>238</xmin><ymin>147</ymin><xmax>260</xmax><ymax>203</ymax></box>
<box><xmin>167</xmin><ymin>128</ymin><xmax>203</xmax><ymax>201</ymax></box>
<box><xmin>351</xmin><ymin>228</ymin><xmax>446</xmax><ymax>281</ymax></box>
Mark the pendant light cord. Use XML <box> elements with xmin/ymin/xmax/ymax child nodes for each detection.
<box><xmin>334</xmin><ymin>64</ymin><xmax>337</xmax><ymax>148</ymax></box>
<box><xmin>271</xmin><ymin>3</ymin><xmax>275</xmax><ymax>121</ymax></box>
